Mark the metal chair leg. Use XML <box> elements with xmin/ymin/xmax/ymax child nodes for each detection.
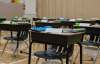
<box><xmin>45</xmin><ymin>58</ymin><xmax>47</xmax><ymax>61</ymax></box>
<box><xmin>73</xmin><ymin>50</ymin><xmax>80</xmax><ymax>64</ymax></box>
<box><xmin>24</xmin><ymin>41</ymin><xmax>29</xmax><ymax>48</ymax></box>
<box><xmin>93</xmin><ymin>47</ymin><xmax>100</xmax><ymax>64</ymax></box>
<box><xmin>1</xmin><ymin>40</ymin><xmax>9</xmax><ymax>56</ymax></box>
<box><xmin>59</xmin><ymin>58</ymin><xmax>63</xmax><ymax>64</ymax></box>
<box><xmin>35</xmin><ymin>57</ymin><xmax>40</xmax><ymax>64</ymax></box>
<box><xmin>0</xmin><ymin>31</ymin><xmax>1</xmax><ymax>45</ymax></box>
<box><xmin>13</xmin><ymin>41</ymin><xmax>19</xmax><ymax>56</ymax></box>
<box><xmin>19</xmin><ymin>41</ymin><xmax>29</xmax><ymax>54</ymax></box>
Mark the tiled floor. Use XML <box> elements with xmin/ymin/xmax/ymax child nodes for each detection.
<box><xmin>0</xmin><ymin>31</ymin><xmax>100</xmax><ymax>64</ymax></box>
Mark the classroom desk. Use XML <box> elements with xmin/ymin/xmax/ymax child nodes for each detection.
<box><xmin>74</xmin><ymin>25</ymin><xmax>100</xmax><ymax>34</ymax></box>
<box><xmin>28</xmin><ymin>30</ymin><xmax>83</xmax><ymax>64</ymax></box>
<box><xmin>60</xmin><ymin>20</ymin><xmax>100</xmax><ymax>24</ymax></box>
<box><xmin>33</xmin><ymin>17</ymin><xmax>100</xmax><ymax>24</ymax></box>
<box><xmin>75</xmin><ymin>25</ymin><xmax>100</xmax><ymax>41</ymax></box>
<box><xmin>74</xmin><ymin>25</ymin><xmax>100</xmax><ymax>63</ymax></box>
<box><xmin>0</xmin><ymin>22</ymin><xmax>31</xmax><ymax>42</ymax></box>
<box><xmin>34</xmin><ymin>20</ymin><xmax>100</xmax><ymax>29</ymax></box>
<box><xmin>0</xmin><ymin>22</ymin><xmax>31</xmax><ymax>53</ymax></box>
<box><xmin>0</xmin><ymin>22</ymin><xmax>31</xmax><ymax>31</ymax></box>
<box><xmin>34</xmin><ymin>22</ymin><xmax>75</xmax><ymax>28</ymax></box>
<box><xmin>0</xmin><ymin>22</ymin><xmax>18</xmax><ymax>44</ymax></box>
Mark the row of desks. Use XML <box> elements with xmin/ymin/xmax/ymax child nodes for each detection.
<box><xmin>28</xmin><ymin>25</ymin><xmax>100</xmax><ymax>64</ymax></box>
<box><xmin>0</xmin><ymin>22</ymin><xmax>83</xmax><ymax>64</ymax></box>
<box><xmin>33</xmin><ymin>17</ymin><xmax>100</xmax><ymax>24</ymax></box>
<box><xmin>0</xmin><ymin>21</ymin><xmax>100</xmax><ymax>64</ymax></box>
<box><xmin>34</xmin><ymin>20</ymin><xmax>100</xmax><ymax>28</ymax></box>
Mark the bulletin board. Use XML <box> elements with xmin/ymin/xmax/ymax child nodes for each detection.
<box><xmin>0</xmin><ymin>2</ymin><xmax>24</xmax><ymax>20</ymax></box>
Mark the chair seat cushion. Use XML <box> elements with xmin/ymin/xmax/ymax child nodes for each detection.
<box><xmin>4</xmin><ymin>36</ymin><xmax>24</xmax><ymax>41</ymax></box>
<box><xmin>34</xmin><ymin>51</ymin><xmax>66</xmax><ymax>59</ymax></box>
<box><xmin>82</xmin><ymin>41</ymin><xmax>100</xmax><ymax>46</ymax></box>
<box><xmin>4</xmin><ymin>36</ymin><xmax>17</xmax><ymax>40</ymax></box>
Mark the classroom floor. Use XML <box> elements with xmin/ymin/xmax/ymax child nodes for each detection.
<box><xmin>0</xmin><ymin>31</ymin><xmax>100</xmax><ymax>64</ymax></box>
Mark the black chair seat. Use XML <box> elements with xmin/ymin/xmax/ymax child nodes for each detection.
<box><xmin>4</xmin><ymin>36</ymin><xmax>26</xmax><ymax>41</ymax></box>
<box><xmin>82</xmin><ymin>40</ymin><xmax>100</xmax><ymax>46</ymax></box>
<box><xmin>1</xmin><ymin>23</ymin><xmax>31</xmax><ymax>56</ymax></box>
<box><xmin>34</xmin><ymin>45</ymin><xmax>74</xmax><ymax>64</ymax></box>
<box><xmin>4</xmin><ymin>36</ymin><xmax>17</xmax><ymax>40</ymax></box>
<box><xmin>34</xmin><ymin>51</ymin><xmax>66</xmax><ymax>59</ymax></box>
<box><xmin>79</xmin><ymin>34</ymin><xmax>100</xmax><ymax>64</ymax></box>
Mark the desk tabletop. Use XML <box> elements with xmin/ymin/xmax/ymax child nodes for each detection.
<box><xmin>30</xmin><ymin>29</ymin><xmax>83</xmax><ymax>37</ymax></box>
<box><xmin>75</xmin><ymin>24</ymin><xmax>100</xmax><ymax>29</ymax></box>
<box><xmin>74</xmin><ymin>25</ymin><xmax>100</xmax><ymax>35</ymax></box>
<box><xmin>0</xmin><ymin>21</ymin><xmax>31</xmax><ymax>31</ymax></box>
<box><xmin>34</xmin><ymin>20</ymin><xmax>98</xmax><ymax>23</ymax></box>
<box><xmin>41</xmin><ymin>31</ymin><xmax>83</xmax><ymax>36</ymax></box>
<box><xmin>0</xmin><ymin>21</ymin><xmax>30</xmax><ymax>25</ymax></box>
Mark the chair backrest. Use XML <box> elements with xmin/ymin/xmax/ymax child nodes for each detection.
<box><xmin>16</xmin><ymin>23</ymin><xmax>31</xmax><ymax>40</ymax></box>
<box><xmin>88</xmin><ymin>34</ymin><xmax>100</xmax><ymax>43</ymax></box>
<box><xmin>85</xmin><ymin>27</ymin><xmax>100</xmax><ymax>43</ymax></box>
<box><xmin>50</xmin><ymin>45</ymin><xmax>73</xmax><ymax>57</ymax></box>
<box><xmin>17</xmin><ymin>31</ymin><xmax>28</xmax><ymax>40</ymax></box>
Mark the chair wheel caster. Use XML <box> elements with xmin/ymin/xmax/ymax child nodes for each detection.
<box><xmin>20</xmin><ymin>50</ymin><xmax>23</xmax><ymax>53</ymax></box>
<box><xmin>20</xmin><ymin>50</ymin><xmax>29</xmax><ymax>54</ymax></box>
<box><xmin>91</xmin><ymin>57</ymin><xmax>94</xmax><ymax>61</ymax></box>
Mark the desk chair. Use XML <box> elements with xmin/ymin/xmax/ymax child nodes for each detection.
<box><xmin>74</xmin><ymin>34</ymin><xmax>100</xmax><ymax>64</ymax></box>
<box><xmin>1</xmin><ymin>23</ymin><xmax>31</xmax><ymax>56</ymax></box>
<box><xmin>34</xmin><ymin>45</ymin><xmax>74</xmax><ymax>64</ymax></box>
<box><xmin>82</xmin><ymin>34</ymin><xmax>100</xmax><ymax>64</ymax></box>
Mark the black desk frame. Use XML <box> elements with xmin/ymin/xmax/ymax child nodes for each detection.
<box><xmin>0</xmin><ymin>23</ymin><xmax>31</xmax><ymax>55</ymax></box>
<box><xmin>28</xmin><ymin>30</ymin><xmax>83</xmax><ymax>64</ymax></box>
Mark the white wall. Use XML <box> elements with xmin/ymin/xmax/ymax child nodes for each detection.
<box><xmin>0</xmin><ymin>0</ymin><xmax>10</xmax><ymax>3</ymax></box>
<box><xmin>24</xmin><ymin>0</ymin><xmax>36</xmax><ymax>18</ymax></box>
<box><xmin>0</xmin><ymin>0</ymin><xmax>36</xmax><ymax>18</ymax></box>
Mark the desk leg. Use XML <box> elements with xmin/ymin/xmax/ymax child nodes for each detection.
<box><xmin>28</xmin><ymin>42</ymin><xmax>32</xmax><ymax>64</ymax></box>
<box><xmin>79</xmin><ymin>43</ymin><xmax>82</xmax><ymax>64</ymax></box>
<box><xmin>13</xmin><ymin>40</ymin><xmax>19</xmax><ymax>56</ymax></box>
<box><xmin>66</xmin><ymin>45</ymin><xmax>69</xmax><ymax>64</ymax></box>
<box><xmin>11</xmin><ymin>31</ymin><xmax>13</xmax><ymax>43</ymax></box>
<box><xmin>0</xmin><ymin>31</ymin><xmax>1</xmax><ymax>45</ymax></box>
<box><xmin>45</xmin><ymin>43</ymin><xmax>47</xmax><ymax>51</ymax></box>
<box><xmin>45</xmin><ymin>43</ymin><xmax>47</xmax><ymax>61</ymax></box>
<box><xmin>13</xmin><ymin>32</ymin><xmax>19</xmax><ymax>56</ymax></box>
